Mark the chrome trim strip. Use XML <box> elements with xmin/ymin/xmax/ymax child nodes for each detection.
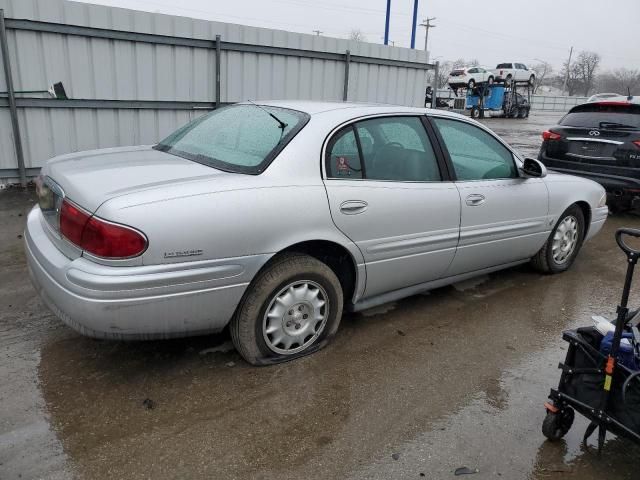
<box><xmin>566</xmin><ymin>153</ymin><xmax>617</xmax><ymax>161</ymax></box>
<box><xmin>566</xmin><ymin>137</ymin><xmax>624</xmax><ymax>145</ymax></box>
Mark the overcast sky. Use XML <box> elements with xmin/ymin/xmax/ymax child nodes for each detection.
<box><xmin>79</xmin><ymin>0</ymin><xmax>639</xmax><ymax>72</ymax></box>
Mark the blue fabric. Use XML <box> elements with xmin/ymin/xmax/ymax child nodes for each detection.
<box><xmin>600</xmin><ymin>332</ymin><xmax>640</xmax><ymax>370</ymax></box>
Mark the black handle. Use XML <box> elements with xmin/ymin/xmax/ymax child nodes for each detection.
<box><xmin>616</xmin><ymin>228</ymin><xmax>640</xmax><ymax>258</ymax></box>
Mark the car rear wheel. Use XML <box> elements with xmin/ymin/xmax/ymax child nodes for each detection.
<box><xmin>531</xmin><ymin>205</ymin><xmax>585</xmax><ymax>273</ymax></box>
<box><xmin>467</xmin><ymin>79</ymin><xmax>476</xmax><ymax>89</ymax></box>
<box><xmin>505</xmin><ymin>74</ymin><xmax>513</xmax><ymax>86</ymax></box>
<box><xmin>230</xmin><ymin>253</ymin><xmax>343</xmax><ymax>365</ymax></box>
<box><xmin>529</xmin><ymin>75</ymin><xmax>535</xmax><ymax>86</ymax></box>
<box><xmin>487</xmin><ymin>75</ymin><xmax>494</xmax><ymax>85</ymax></box>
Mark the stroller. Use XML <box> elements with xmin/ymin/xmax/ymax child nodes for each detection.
<box><xmin>543</xmin><ymin>228</ymin><xmax>640</xmax><ymax>451</ymax></box>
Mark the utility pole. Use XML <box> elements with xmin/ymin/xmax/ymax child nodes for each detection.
<box><xmin>563</xmin><ymin>46</ymin><xmax>573</xmax><ymax>95</ymax></box>
<box><xmin>420</xmin><ymin>17</ymin><xmax>436</xmax><ymax>62</ymax></box>
<box><xmin>312</xmin><ymin>30</ymin><xmax>322</xmax><ymax>36</ymax></box>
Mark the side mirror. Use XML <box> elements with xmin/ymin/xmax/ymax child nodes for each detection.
<box><xmin>521</xmin><ymin>158</ymin><xmax>547</xmax><ymax>178</ymax></box>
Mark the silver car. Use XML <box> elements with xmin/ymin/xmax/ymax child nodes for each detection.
<box><xmin>25</xmin><ymin>101</ymin><xmax>608</xmax><ymax>365</ymax></box>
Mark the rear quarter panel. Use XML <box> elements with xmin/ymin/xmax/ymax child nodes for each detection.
<box><xmin>92</xmin><ymin>118</ymin><xmax>366</xmax><ymax>293</ymax></box>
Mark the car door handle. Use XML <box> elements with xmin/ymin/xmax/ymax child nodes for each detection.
<box><xmin>340</xmin><ymin>200</ymin><xmax>368</xmax><ymax>215</ymax></box>
<box><xmin>466</xmin><ymin>194</ymin><xmax>486</xmax><ymax>206</ymax></box>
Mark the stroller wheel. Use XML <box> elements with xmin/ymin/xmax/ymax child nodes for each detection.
<box><xmin>542</xmin><ymin>408</ymin><xmax>575</xmax><ymax>441</ymax></box>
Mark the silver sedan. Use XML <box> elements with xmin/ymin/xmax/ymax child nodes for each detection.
<box><xmin>25</xmin><ymin>101</ymin><xmax>608</xmax><ymax>365</ymax></box>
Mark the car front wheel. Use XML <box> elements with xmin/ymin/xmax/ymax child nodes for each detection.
<box><xmin>230</xmin><ymin>253</ymin><xmax>343</xmax><ymax>365</ymax></box>
<box><xmin>467</xmin><ymin>79</ymin><xmax>476</xmax><ymax>89</ymax></box>
<box><xmin>531</xmin><ymin>205</ymin><xmax>585</xmax><ymax>273</ymax></box>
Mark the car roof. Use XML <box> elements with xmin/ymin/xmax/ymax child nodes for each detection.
<box><xmin>243</xmin><ymin>100</ymin><xmax>467</xmax><ymax>119</ymax></box>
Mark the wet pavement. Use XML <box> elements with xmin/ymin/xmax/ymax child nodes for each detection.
<box><xmin>1</xmin><ymin>112</ymin><xmax>639</xmax><ymax>479</ymax></box>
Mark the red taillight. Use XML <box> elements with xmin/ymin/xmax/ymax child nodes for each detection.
<box><xmin>81</xmin><ymin>217</ymin><xmax>147</xmax><ymax>258</ymax></box>
<box><xmin>60</xmin><ymin>199</ymin><xmax>91</xmax><ymax>246</ymax></box>
<box><xmin>59</xmin><ymin>198</ymin><xmax>147</xmax><ymax>258</ymax></box>
<box><xmin>633</xmin><ymin>140</ymin><xmax>640</xmax><ymax>149</ymax></box>
<box><xmin>542</xmin><ymin>130</ymin><xmax>562</xmax><ymax>141</ymax></box>
<box><xmin>595</xmin><ymin>101</ymin><xmax>630</xmax><ymax>106</ymax></box>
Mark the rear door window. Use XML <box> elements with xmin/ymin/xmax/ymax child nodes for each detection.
<box><xmin>326</xmin><ymin>116</ymin><xmax>442</xmax><ymax>182</ymax></box>
<box><xmin>497</xmin><ymin>63</ymin><xmax>512</xmax><ymax>69</ymax></box>
<box><xmin>326</xmin><ymin>127</ymin><xmax>363</xmax><ymax>179</ymax></box>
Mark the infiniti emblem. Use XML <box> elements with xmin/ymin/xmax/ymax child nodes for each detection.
<box><xmin>589</xmin><ymin>130</ymin><xmax>600</xmax><ymax>136</ymax></box>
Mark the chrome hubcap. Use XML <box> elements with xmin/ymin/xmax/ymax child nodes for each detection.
<box><xmin>263</xmin><ymin>280</ymin><xmax>329</xmax><ymax>355</ymax></box>
<box><xmin>552</xmin><ymin>215</ymin><xmax>579</xmax><ymax>264</ymax></box>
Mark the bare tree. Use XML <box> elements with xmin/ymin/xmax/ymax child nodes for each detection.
<box><xmin>573</xmin><ymin>51</ymin><xmax>601</xmax><ymax>96</ymax></box>
<box><xmin>560</xmin><ymin>60</ymin><xmax>582</xmax><ymax>96</ymax></box>
<box><xmin>452</xmin><ymin>58</ymin><xmax>478</xmax><ymax>69</ymax></box>
<box><xmin>597</xmin><ymin>68</ymin><xmax>640</xmax><ymax>95</ymax></box>
<box><xmin>348</xmin><ymin>29</ymin><xmax>366</xmax><ymax>42</ymax></box>
<box><xmin>531</xmin><ymin>61</ymin><xmax>553</xmax><ymax>93</ymax></box>
<box><xmin>426</xmin><ymin>61</ymin><xmax>452</xmax><ymax>89</ymax></box>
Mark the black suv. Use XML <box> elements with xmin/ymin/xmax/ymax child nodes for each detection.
<box><xmin>539</xmin><ymin>98</ymin><xmax>640</xmax><ymax>211</ymax></box>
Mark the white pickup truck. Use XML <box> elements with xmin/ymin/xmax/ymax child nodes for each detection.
<box><xmin>493</xmin><ymin>63</ymin><xmax>536</xmax><ymax>85</ymax></box>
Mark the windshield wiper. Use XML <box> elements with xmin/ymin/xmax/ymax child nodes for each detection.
<box><xmin>599</xmin><ymin>121</ymin><xmax>637</xmax><ymax>130</ymax></box>
<box><xmin>247</xmin><ymin>100</ymin><xmax>288</xmax><ymax>130</ymax></box>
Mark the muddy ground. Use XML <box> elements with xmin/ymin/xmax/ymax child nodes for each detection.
<box><xmin>1</xmin><ymin>112</ymin><xmax>639</xmax><ymax>479</ymax></box>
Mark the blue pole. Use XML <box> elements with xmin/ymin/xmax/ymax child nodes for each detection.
<box><xmin>410</xmin><ymin>0</ymin><xmax>418</xmax><ymax>49</ymax></box>
<box><xmin>384</xmin><ymin>0</ymin><xmax>391</xmax><ymax>45</ymax></box>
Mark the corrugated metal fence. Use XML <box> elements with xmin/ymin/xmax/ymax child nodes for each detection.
<box><xmin>0</xmin><ymin>0</ymin><xmax>433</xmax><ymax>184</ymax></box>
<box><xmin>530</xmin><ymin>95</ymin><xmax>589</xmax><ymax>112</ymax></box>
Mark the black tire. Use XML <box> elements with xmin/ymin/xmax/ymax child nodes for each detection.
<box><xmin>470</xmin><ymin>106</ymin><xmax>481</xmax><ymax>119</ymax></box>
<box><xmin>542</xmin><ymin>408</ymin><xmax>575</xmax><ymax>441</ymax></box>
<box><xmin>505</xmin><ymin>74</ymin><xmax>513</xmax><ymax>86</ymax></box>
<box><xmin>488</xmin><ymin>75</ymin><xmax>494</xmax><ymax>85</ymax></box>
<box><xmin>230</xmin><ymin>253</ymin><xmax>343</xmax><ymax>365</ymax></box>
<box><xmin>608</xmin><ymin>196</ymin><xmax>631</xmax><ymax>214</ymax></box>
<box><xmin>531</xmin><ymin>205</ymin><xmax>585</xmax><ymax>273</ymax></box>
<box><xmin>468</xmin><ymin>79</ymin><xmax>476</xmax><ymax>89</ymax></box>
<box><xmin>529</xmin><ymin>75</ymin><xmax>535</xmax><ymax>86</ymax></box>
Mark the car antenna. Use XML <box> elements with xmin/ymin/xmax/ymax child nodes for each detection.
<box><xmin>246</xmin><ymin>100</ymin><xmax>288</xmax><ymax>129</ymax></box>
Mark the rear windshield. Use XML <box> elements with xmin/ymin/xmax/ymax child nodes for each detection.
<box><xmin>155</xmin><ymin>104</ymin><xmax>309</xmax><ymax>174</ymax></box>
<box><xmin>560</xmin><ymin>104</ymin><xmax>640</xmax><ymax>129</ymax></box>
<box><xmin>496</xmin><ymin>63</ymin><xmax>512</xmax><ymax>69</ymax></box>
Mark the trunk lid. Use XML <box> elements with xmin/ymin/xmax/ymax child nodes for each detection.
<box><xmin>41</xmin><ymin>145</ymin><xmax>229</xmax><ymax>212</ymax></box>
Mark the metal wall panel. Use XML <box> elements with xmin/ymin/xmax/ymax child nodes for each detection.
<box><xmin>0</xmin><ymin>0</ymin><xmax>430</xmax><ymax>179</ymax></box>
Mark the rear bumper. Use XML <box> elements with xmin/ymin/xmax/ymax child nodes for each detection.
<box><xmin>25</xmin><ymin>207</ymin><xmax>269</xmax><ymax>340</ymax></box>
<box><xmin>540</xmin><ymin>157</ymin><xmax>640</xmax><ymax>194</ymax></box>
